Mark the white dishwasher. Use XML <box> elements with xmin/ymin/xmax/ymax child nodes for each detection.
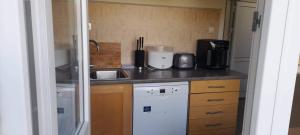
<box><xmin>133</xmin><ymin>82</ymin><xmax>189</xmax><ymax>135</ymax></box>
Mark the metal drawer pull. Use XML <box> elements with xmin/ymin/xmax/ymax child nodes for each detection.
<box><xmin>205</xmin><ymin>123</ymin><xmax>223</xmax><ymax>127</ymax></box>
<box><xmin>206</xmin><ymin>111</ymin><xmax>224</xmax><ymax>115</ymax></box>
<box><xmin>207</xmin><ymin>99</ymin><xmax>225</xmax><ymax>102</ymax></box>
<box><xmin>208</xmin><ymin>86</ymin><xmax>225</xmax><ymax>88</ymax></box>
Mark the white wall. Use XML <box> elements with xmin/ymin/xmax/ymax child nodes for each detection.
<box><xmin>0</xmin><ymin>0</ymin><xmax>33</xmax><ymax>135</ymax></box>
<box><xmin>298</xmin><ymin>59</ymin><xmax>300</xmax><ymax>74</ymax></box>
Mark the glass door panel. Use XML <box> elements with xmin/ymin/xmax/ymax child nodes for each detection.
<box><xmin>52</xmin><ymin>0</ymin><xmax>83</xmax><ymax>134</ymax></box>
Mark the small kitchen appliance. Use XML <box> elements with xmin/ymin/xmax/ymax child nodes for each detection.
<box><xmin>147</xmin><ymin>46</ymin><xmax>174</xmax><ymax>69</ymax></box>
<box><xmin>133</xmin><ymin>82</ymin><xmax>189</xmax><ymax>135</ymax></box>
<box><xmin>196</xmin><ymin>39</ymin><xmax>229</xmax><ymax>69</ymax></box>
<box><xmin>173</xmin><ymin>53</ymin><xmax>195</xmax><ymax>69</ymax></box>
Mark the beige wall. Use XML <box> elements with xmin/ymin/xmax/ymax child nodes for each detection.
<box><xmin>52</xmin><ymin>0</ymin><xmax>75</xmax><ymax>48</ymax></box>
<box><xmin>90</xmin><ymin>0</ymin><xmax>228</xmax><ymax>39</ymax></box>
<box><xmin>89</xmin><ymin>2</ymin><xmax>222</xmax><ymax>65</ymax></box>
<box><xmin>89</xmin><ymin>0</ymin><xmax>227</xmax><ymax>9</ymax></box>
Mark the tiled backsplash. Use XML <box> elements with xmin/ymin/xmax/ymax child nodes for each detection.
<box><xmin>89</xmin><ymin>2</ymin><xmax>221</xmax><ymax>65</ymax></box>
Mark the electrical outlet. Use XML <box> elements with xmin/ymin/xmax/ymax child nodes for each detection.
<box><xmin>208</xmin><ymin>27</ymin><xmax>215</xmax><ymax>34</ymax></box>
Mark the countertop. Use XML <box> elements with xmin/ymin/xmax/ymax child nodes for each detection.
<box><xmin>90</xmin><ymin>68</ymin><xmax>247</xmax><ymax>85</ymax></box>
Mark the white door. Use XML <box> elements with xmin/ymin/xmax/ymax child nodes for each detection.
<box><xmin>230</xmin><ymin>1</ymin><xmax>257</xmax><ymax>97</ymax></box>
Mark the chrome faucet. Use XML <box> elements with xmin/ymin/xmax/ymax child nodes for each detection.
<box><xmin>89</xmin><ymin>40</ymin><xmax>100</xmax><ymax>52</ymax></box>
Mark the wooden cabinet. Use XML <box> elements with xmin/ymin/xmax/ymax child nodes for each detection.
<box><xmin>189</xmin><ymin>128</ymin><xmax>236</xmax><ymax>135</ymax></box>
<box><xmin>190</xmin><ymin>92</ymin><xmax>239</xmax><ymax>106</ymax></box>
<box><xmin>191</xmin><ymin>80</ymin><xmax>240</xmax><ymax>93</ymax></box>
<box><xmin>91</xmin><ymin>84</ymin><xmax>132</xmax><ymax>135</ymax></box>
<box><xmin>189</xmin><ymin>80</ymin><xmax>240</xmax><ymax>135</ymax></box>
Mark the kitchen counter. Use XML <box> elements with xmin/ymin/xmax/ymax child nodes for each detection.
<box><xmin>91</xmin><ymin>68</ymin><xmax>247</xmax><ymax>85</ymax></box>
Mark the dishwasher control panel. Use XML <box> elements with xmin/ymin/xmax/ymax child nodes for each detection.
<box><xmin>134</xmin><ymin>82</ymin><xmax>188</xmax><ymax>97</ymax></box>
<box><xmin>145</xmin><ymin>87</ymin><xmax>179</xmax><ymax>96</ymax></box>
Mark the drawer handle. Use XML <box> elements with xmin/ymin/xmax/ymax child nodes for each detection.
<box><xmin>208</xmin><ymin>86</ymin><xmax>225</xmax><ymax>88</ymax></box>
<box><xmin>206</xmin><ymin>111</ymin><xmax>224</xmax><ymax>115</ymax></box>
<box><xmin>207</xmin><ymin>99</ymin><xmax>225</xmax><ymax>102</ymax></box>
<box><xmin>205</xmin><ymin>123</ymin><xmax>223</xmax><ymax>127</ymax></box>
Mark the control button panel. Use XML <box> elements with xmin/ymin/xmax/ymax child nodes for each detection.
<box><xmin>145</xmin><ymin>87</ymin><xmax>179</xmax><ymax>96</ymax></box>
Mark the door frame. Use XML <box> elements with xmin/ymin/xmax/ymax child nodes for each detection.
<box><xmin>0</xmin><ymin>0</ymin><xmax>33</xmax><ymax>135</ymax></box>
<box><xmin>269</xmin><ymin>0</ymin><xmax>300</xmax><ymax>134</ymax></box>
<box><xmin>29</xmin><ymin>0</ymin><xmax>90</xmax><ymax>134</ymax></box>
<box><xmin>25</xmin><ymin>0</ymin><xmax>299</xmax><ymax>135</ymax></box>
<box><xmin>30</xmin><ymin>0</ymin><xmax>58</xmax><ymax>134</ymax></box>
<box><xmin>243</xmin><ymin>0</ymin><xmax>300</xmax><ymax>134</ymax></box>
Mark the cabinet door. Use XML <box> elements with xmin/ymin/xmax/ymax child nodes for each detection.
<box><xmin>190</xmin><ymin>92</ymin><xmax>239</xmax><ymax>106</ymax></box>
<box><xmin>91</xmin><ymin>84</ymin><xmax>132</xmax><ymax>135</ymax></box>
<box><xmin>191</xmin><ymin>80</ymin><xmax>240</xmax><ymax>93</ymax></box>
<box><xmin>230</xmin><ymin>2</ymin><xmax>256</xmax><ymax>72</ymax></box>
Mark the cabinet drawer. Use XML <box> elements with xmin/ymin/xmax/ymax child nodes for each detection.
<box><xmin>189</xmin><ymin>104</ymin><xmax>238</xmax><ymax>119</ymax></box>
<box><xmin>189</xmin><ymin>128</ymin><xmax>236</xmax><ymax>135</ymax></box>
<box><xmin>189</xmin><ymin>116</ymin><xmax>237</xmax><ymax>132</ymax></box>
<box><xmin>191</xmin><ymin>80</ymin><xmax>240</xmax><ymax>93</ymax></box>
<box><xmin>190</xmin><ymin>92</ymin><xmax>239</xmax><ymax>106</ymax></box>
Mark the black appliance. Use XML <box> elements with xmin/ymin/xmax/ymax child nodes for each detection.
<box><xmin>196</xmin><ymin>39</ymin><xmax>229</xmax><ymax>69</ymax></box>
<box><xmin>134</xmin><ymin>37</ymin><xmax>145</xmax><ymax>69</ymax></box>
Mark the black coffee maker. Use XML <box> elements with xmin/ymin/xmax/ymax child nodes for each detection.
<box><xmin>196</xmin><ymin>39</ymin><xmax>229</xmax><ymax>69</ymax></box>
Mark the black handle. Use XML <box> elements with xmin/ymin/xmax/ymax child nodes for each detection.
<box><xmin>206</xmin><ymin>111</ymin><xmax>224</xmax><ymax>115</ymax></box>
<box><xmin>139</xmin><ymin>37</ymin><xmax>142</xmax><ymax>50</ymax></box>
<box><xmin>208</xmin><ymin>86</ymin><xmax>225</xmax><ymax>88</ymax></box>
<box><xmin>207</xmin><ymin>99</ymin><xmax>225</xmax><ymax>102</ymax></box>
<box><xmin>205</xmin><ymin>123</ymin><xmax>223</xmax><ymax>127</ymax></box>
<box><xmin>136</xmin><ymin>39</ymin><xmax>139</xmax><ymax>50</ymax></box>
<box><xmin>141</xmin><ymin>37</ymin><xmax>144</xmax><ymax>50</ymax></box>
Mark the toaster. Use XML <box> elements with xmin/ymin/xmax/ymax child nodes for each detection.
<box><xmin>173</xmin><ymin>53</ymin><xmax>195</xmax><ymax>69</ymax></box>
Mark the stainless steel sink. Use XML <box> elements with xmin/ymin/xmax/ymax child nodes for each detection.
<box><xmin>90</xmin><ymin>69</ymin><xmax>128</xmax><ymax>80</ymax></box>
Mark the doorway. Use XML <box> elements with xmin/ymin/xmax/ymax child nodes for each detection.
<box><xmin>18</xmin><ymin>0</ymin><xmax>299</xmax><ymax>135</ymax></box>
